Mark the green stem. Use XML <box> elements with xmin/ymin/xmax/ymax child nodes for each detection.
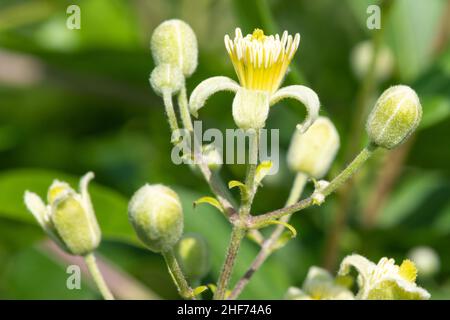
<box><xmin>162</xmin><ymin>249</ymin><xmax>194</xmax><ymax>299</ymax></box>
<box><xmin>249</xmin><ymin>145</ymin><xmax>377</xmax><ymax>227</ymax></box>
<box><xmin>214</xmin><ymin>226</ymin><xmax>246</xmax><ymax>300</ymax></box>
<box><xmin>162</xmin><ymin>90</ymin><xmax>180</xmax><ymax>140</ymax></box>
<box><xmin>240</xmin><ymin>129</ymin><xmax>260</xmax><ymax>217</ymax></box>
<box><xmin>228</xmin><ymin>172</ymin><xmax>308</xmax><ymax>299</ymax></box>
<box><xmin>178</xmin><ymin>85</ymin><xmax>193</xmax><ymax>131</ymax></box>
<box><xmin>84</xmin><ymin>253</ymin><xmax>114</xmax><ymax>300</ymax></box>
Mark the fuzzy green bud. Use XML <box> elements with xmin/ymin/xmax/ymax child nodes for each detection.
<box><xmin>175</xmin><ymin>233</ymin><xmax>210</xmax><ymax>281</ymax></box>
<box><xmin>232</xmin><ymin>88</ymin><xmax>270</xmax><ymax>129</ymax></box>
<box><xmin>24</xmin><ymin>172</ymin><xmax>101</xmax><ymax>256</ymax></box>
<box><xmin>128</xmin><ymin>184</ymin><xmax>183</xmax><ymax>253</ymax></box>
<box><xmin>287</xmin><ymin>117</ymin><xmax>340</xmax><ymax>179</ymax></box>
<box><xmin>151</xmin><ymin>19</ymin><xmax>198</xmax><ymax>77</ymax></box>
<box><xmin>366</xmin><ymin>85</ymin><xmax>422</xmax><ymax>149</ymax></box>
<box><xmin>150</xmin><ymin>63</ymin><xmax>184</xmax><ymax>96</ymax></box>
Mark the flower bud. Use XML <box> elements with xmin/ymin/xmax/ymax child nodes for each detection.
<box><xmin>351</xmin><ymin>41</ymin><xmax>394</xmax><ymax>82</ymax></box>
<box><xmin>287</xmin><ymin>117</ymin><xmax>340</xmax><ymax>178</ymax></box>
<box><xmin>24</xmin><ymin>172</ymin><xmax>101</xmax><ymax>256</ymax></box>
<box><xmin>128</xmin><ymin>184</ymin><xmax>183</xmax><ymax>253</ymax></box>
<box><xmin>408</xmin><ymin>246</ymin><xmax>440</xmax><ymax>278</ymax></box>
<box><xmin>150</xmin><ymin>63</ymin><xmax>184</xmax><ymax>96</ymax></box>
<box><xmin>232</xmin><ymin>88</ymin><xmax>270</xmax><ymax>129</ymax></box>
<box><xmin>366</xmin><ymin>85</ymin><xmax>422</xmax><ymax>149</ymax></box>
<box><xmin>175</xmin><ymin>233</ymin><xmax>210</xmax><ymax>281</ymax></box>
<box><xmin>151</xmin><ymin>19</ymin><xmax>198</xmax><ymax>77</ymax></box>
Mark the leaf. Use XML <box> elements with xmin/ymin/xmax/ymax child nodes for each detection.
<box><xmin>377</xmin><ymin>172</ymin><xmax>444</xmax><ymax>228</ymax></box>
<box><xmin>0</xmin><ymin>169</ymin><xmax>139</xmax><ymax>245</ymax></box>
<box><xmin>254</xmin><ymin>161</ymin><xmax>273</xmax><ymax>186</ymax></box>
<box><xmin>385</xmin><ymin>0</ymin><xmax>446</xmax><ymax>81</ymax></box>
<box><xmin>261</xmin><ymin>220</ymin><xmax>297</xmax><ymax>238</ymax></box>
<box><xmin>228</xmin><ymin>180</ymin><xmax>248</xmax><ymax>199</ymax></box>
<box><xmin>193</xmin><ymin>285</ymin><xmax>209</xmax><ymax>296</ymax></box>
<box><xmin>193</xmin><ymin>196</ymin><xmax>224</xmax><ymax>213</ymax></box>
<box><xmin>419</xmin><ymin>95</ymin><xmax>450</xmax><ymax>130</ymax></box>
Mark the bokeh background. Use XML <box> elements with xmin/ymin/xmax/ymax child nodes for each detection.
<box><xmin>0</xmin><ymin>0</ymin><xmax>449</xmax><ymax>299</ymax></box>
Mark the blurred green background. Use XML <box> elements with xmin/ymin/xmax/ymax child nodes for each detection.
<box><xmin>0</xmin><ymin>0</ymin><xmax>449</xmax><ymax>299</ymax></box>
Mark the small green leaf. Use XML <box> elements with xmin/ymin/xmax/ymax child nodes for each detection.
<box><xmin>262</xmin><ymin>220</ymin><xmax>297</xmax><ymax>238</ymax></box>
<box><xmin>255</xmin><ymin>161</ymin><xmax>273</xmax><ymax>186</ymax></box>
<box><xmin>193</xmin><ymin>285</ymin><xmax>209</xmax><ymax>296</ymax></box>
<box><xmin>193</xmin><ymin>197</ymin><xmax>224</xmax><ymax>213</ymax></box>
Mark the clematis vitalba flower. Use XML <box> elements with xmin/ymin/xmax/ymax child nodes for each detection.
<box><xmin>24</xmin><ymin>172</ymin><xmax>101</xmax><ymax>256</ymax></box>
<box><xmin>338</xmin><ymin>254</ymin><xmax>430</xmax><ymax>300</ymax></box>
<box><xmin>189</xmin><ymin>28</ymin><xmax>320</xmax><ymax>131</ymax></box>
<box><xmin>285</xmin><ymin>266</ymin><xmax>354</xmax><ymax>300</ymax></box>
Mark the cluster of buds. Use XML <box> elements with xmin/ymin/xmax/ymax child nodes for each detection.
<box><xmin>149</xmin><ymin>19</ymin><xmax>198</xmax><ymax>96</ymax></box>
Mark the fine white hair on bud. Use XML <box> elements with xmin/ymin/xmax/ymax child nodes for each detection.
<box><xmin>287</xmin><ymin>117</ymin><xmax>340</xmax><ymax>178</ymax></box>
<box><xmin>24</xmin><ymin>172</ymin><xmax>101</xmax><ymax>256</ymax></box>
<box><xmin>232</xmin><ymin>88</ymin><xmax>270</xmax><ymax>129</ymax></box>
<box><xmin>128</xmin><ymin>184</ymin><xmax>183</xmax><ymax>253</ymax></box>
<box><xmin>151</xmin><ymin>19</ymin><xmax>198</xmax><ymax>77</ymax></box>
<box><xmin>150</xmin><ymin>63</ymin><xmax>184</xmax><ymax>96</ymax></box>
<box><xmin>366</xmin><ymin>85</ymin><xmax>422</xmax><ymax>149</ymax></box>
<box><xmin>175</xmin><ymin>233</ymin><xmax>210</xmax><ymax>281</ymax></box>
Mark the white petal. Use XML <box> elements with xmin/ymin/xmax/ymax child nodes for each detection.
<box><xmin>284</xmin><ymin>287</ymin><xmax>311</xmax><ymax>300</ymax></box>
<box><xmin>270</xmin><ymin>85</ymin><xmax>320</xmax><ymax>133</ymax></box>
<box><xmin>338</xmin><ymin>254</ymin><xmax>376</xmax><ymax>298</ymax></box>
<box><xmin>189</xmin><ymin>76</ymin><xmax>240</xmax><ymax>117</ymax></box>
<box><xmin>24</xmin><ymin>191</ymin><xmax>49</xmax><ymax>228</ymax></box>
<box><xmin>79</xmin><ymin>171</ymin><xmax>94</xmax><ymax>210</ymax></box>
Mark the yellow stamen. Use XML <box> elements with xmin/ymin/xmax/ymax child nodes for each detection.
<box><xmin>224</xmin><ymin>27</ymin><xmax>301</xmax><ymax>94</ymax></box>
<box><xmin>399</xmin><ymin>259</ymin><xmax>418</xmax><ymax>283</ymax></box>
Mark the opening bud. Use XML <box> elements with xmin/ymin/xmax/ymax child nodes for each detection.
<box><xmin>24</xmin><ymin>172</ymin><xmax>101</xmax><ymax>256</ymax></box>
<box><xmin>150</xmin><ymin>63</ymin><xmax>184</xmax><ymax>96</ymax></box>
<box><xmin>128</xmin><ymin>184</ymin><xmax>183</xmax><ymax>253</ymax></box>
<box><xmin>151</xmin><ymin>19</ymin><xmax>198</xmax><ymax>77</ymax></box>
<box><xmin>175</xmin><ymin>233</ymin><xmax>210</xmax><ymax>281</ymax></box>
<box><xmin>287</xmin><ymin>117</ymin><xmax>340</xmax><ymax>178</ymax></box>
<box><xmin>366</xmin><ymin>85</ymin><xmax>422</xmax><ymax>149</ymax></box>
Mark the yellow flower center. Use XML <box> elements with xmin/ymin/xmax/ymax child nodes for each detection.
<box><xmin>224</xmin><ymin>28</ymin><xmax>300</xmax><ymax>94</ymax></box>
<box><xmin>251</xmin><ymin>28</ymin><xmax>266</xmax><ymax>41</ymax></box>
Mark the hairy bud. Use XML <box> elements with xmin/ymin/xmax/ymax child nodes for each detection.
<box><xmin>128</xmin><ymin>184</ymin><xmax>183</xmax><ymax>253</ymax></box>
<box><xmin>24</xmin><ymin>172</ymin><xmax>101</xmax><ymax>256</ymax></box>
<box><xmin>176</xmin><ymin>233</ymin><xmax>210</xmax><ymax>281</ymax></box>
<box><xmin>287</xmin><ymin>117</ymin><xmax>340</xmax><ymax>178</ymax></box>
<box><xmin>366</xmin><ymin>85</ymin><xmax>422</xmax><ymax>149</ymax></box>
<box><xmin>151</xmin><ymin>19</ymin><xmax>198</xmax><ymax>77</ymax></box>
<box><xmin>150</xmin><ymin>63</ymin><xmax>184</xmax><ymax>96</ymax></box>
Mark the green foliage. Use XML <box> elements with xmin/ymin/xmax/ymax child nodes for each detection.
<box><xmin>0</xmin><ymin>0</ymin><xmax>449</xmax><ymax>299</ymax></box>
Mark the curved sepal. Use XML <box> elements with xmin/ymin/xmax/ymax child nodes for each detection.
<box><xmin>270</xmin><ymin>85</ymin><xmax>320</xmax><ymax>133</ymax></box>
<box><xmin>189</xmin><ymin>76</ymin><xmax>240</xmax><ymax>117</ymax></box>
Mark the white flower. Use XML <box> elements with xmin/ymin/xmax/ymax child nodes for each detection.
<box><xmin>189</xmin><ymin>28</ymin><xmax>320</xmax><ymax>130</ymax></box>
<box><xmin>24</xmin><ymin>172</ymin><xmax>101</xmax><ymax>256</ymax></box>
<box><xmin>338</xmin><ymin>254</ymin><xmax>430</xmax><ymax>300</ymax></box>
<box><xmin>285</xmin><ymin>266</ymin><xmax>354</xmax><ymax>300</ymax></box>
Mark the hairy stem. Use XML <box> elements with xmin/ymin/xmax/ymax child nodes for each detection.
<box><xmin>229</xmin><ymin>172</ymin><xmax>308</xmax><ymax>299</ymax></box>
<box><xmin>214</xmin><ymin>226</ymin><xmax>246</xmax><ymax>300</ymax></box>
<box><xmin>162</xmin><ymin>249</ymin><xmax>194</xmax><ymax>299</ymax></box>
<box><xmin>162</xmin><ymin>90</ymin><xmax>180</xmax><ymax>136</ymax></box>
<box><xmin>249</xmin><ymin>145</ymin><xmax>377</xmax><ymax>227</ymax></box>
<box><xmin>84</xmin><ymin>252</ymin><xmax>114</xmax><ymax>300</ymax></box>
<box><xmin>178</xmin><ymin>85</ymin><xmax>194</xmax><ymax>131</ymax></box>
